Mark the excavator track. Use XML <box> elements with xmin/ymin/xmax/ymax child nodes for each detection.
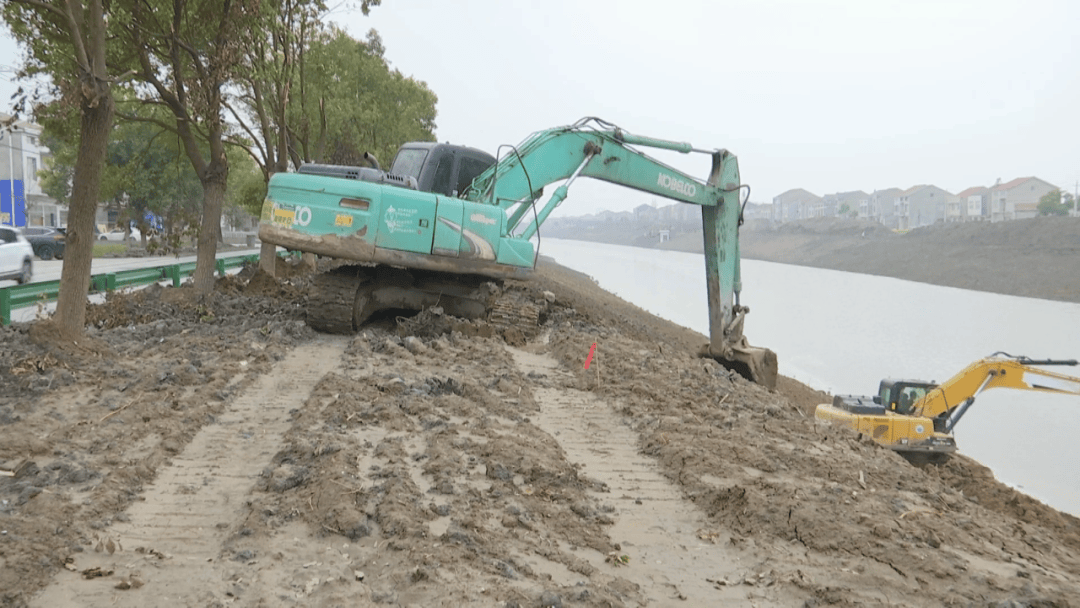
<box><xmin>305</xmin><ymin>265</ymin><xmax>543</xmax><ymax>335</ymax></box>
<box><xmin>488</xmin><ymin>289</ymin><xmax>542</xmax><ymax>329</ymax></box>
<box><xmin>307</xmin><ymin>266</ymin><xmax>369</xmax><ymax>334</ymax></box>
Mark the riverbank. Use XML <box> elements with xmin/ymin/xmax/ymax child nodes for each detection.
<box><xmin>2</xmin><ymin>257</ymin><xmax>1079</xmax><ymax>605</ymax></box>
<box><xmin>546</xmin><ymin>216</ymin><xmax>1080</xmax><ymax>303</ymax></box>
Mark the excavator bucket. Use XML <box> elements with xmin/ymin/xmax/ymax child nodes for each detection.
<box><xmin>703</xmin><ymin>338</ymin><xmax>778</xmax><ymax>390</ymax></box>
<box><xmin>727</xmin><ymin>341</ymin><xmax>779</xmax><ymax>389</ymax></box>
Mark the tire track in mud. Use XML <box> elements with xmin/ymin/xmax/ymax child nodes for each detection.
<box><xmin>31</xmin><ymin>335</ymin><xmax>348</xmax><ymax>608</ymax></box>
<box><xmin>507</xmin><ymin>345</ymin><xmax>758</xmax><ymax>606</ymax></box>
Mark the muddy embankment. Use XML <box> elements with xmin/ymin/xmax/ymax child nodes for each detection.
<box><xmin>0</xmin><ymin>257</ymin><xmax>1078</xmax><ymax>606</ymax></box>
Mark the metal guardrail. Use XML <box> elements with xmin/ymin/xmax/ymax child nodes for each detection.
<box><xmin>1</xmin><ymin>253</ymin><xmax>262</xmax><ymax>326</ymax></box>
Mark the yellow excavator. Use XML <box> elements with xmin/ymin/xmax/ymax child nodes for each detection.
<box><xmin>816</xmin><ymin>353</ymin><xmax>1080</xmax><ymax>460</ymax></box>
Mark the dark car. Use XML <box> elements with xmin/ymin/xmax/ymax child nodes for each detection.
<box><xmin>21</xmin><ymin>226</ymin><xmax>66</xmax><ymax>261</ymax></box>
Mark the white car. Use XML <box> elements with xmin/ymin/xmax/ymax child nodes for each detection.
<box><xmin>0</xmin><ymin>226</ymin><xmax>34</xmax><ymax>284</ymax></box>
<box><xmin>99</xmin><ymin>227</ymin><xmax>142</xmax><ymax>243</ymax></box>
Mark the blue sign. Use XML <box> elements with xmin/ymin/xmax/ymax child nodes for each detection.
<box><xmin>0</xmin><ymin>180</ymin><xmax>26</xmax><ymax>226</ymax></box>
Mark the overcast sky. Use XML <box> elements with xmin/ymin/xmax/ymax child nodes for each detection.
<box><xmin>2</xmin><ymin>0</ymin><xmax>1077</xmax><ymax>215</ymax></box>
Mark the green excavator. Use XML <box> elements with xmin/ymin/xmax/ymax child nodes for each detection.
<box><xmin>258</xmin><ymin>117</ymin><xmax>777</xmax><ymax>388</ymax></box>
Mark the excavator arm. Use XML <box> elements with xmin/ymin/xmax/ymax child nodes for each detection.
<box><xmin>463</xmin><ymin>117</ymin><xmax>776</xmax><ymax>386</ymax></box>
<box><xmin>913</xmin><ymin>354</ymin><xmax>1080</xmax><ymax>432</ymax></box>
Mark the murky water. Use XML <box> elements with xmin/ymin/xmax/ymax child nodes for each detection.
<box><xmin>539</xmin><ymin>238</ymin><xmax>1080</xmax><ymax>516</ymax></box>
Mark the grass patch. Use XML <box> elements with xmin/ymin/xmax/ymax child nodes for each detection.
<box><xmin>93</xmin><ymin>243</ymin><xmax>129</xmax><ymax>257</ymax></box>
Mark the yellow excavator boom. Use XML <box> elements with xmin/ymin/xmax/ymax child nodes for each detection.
<box><xmin>913</xmin><ymin>354</ymin><xmax>1080</xmax><ymax>419</ymax></box>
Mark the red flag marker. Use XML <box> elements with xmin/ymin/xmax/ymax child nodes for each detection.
<box><xmin>584</xmin><ymin>342</ymin><xmax>597</xmax><ymax>369</ymax></box>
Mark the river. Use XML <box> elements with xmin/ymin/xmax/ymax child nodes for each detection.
<box><xmin>538</xmin><ymin>238</ymin><xmax>1080</xmax><ymax>517</ymax></box>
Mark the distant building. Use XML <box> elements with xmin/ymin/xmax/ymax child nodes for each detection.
<box><xmin>657</xmin><ymin>202</ymin><xmax>697</xmax><ymax>223</ymax></box>
<box><xmin>633</xmin><ymin>203</ymin><xmax>659</xmax><ymax>223</ymax></box>
<box><xmin>989</xmin><ymin>177</ymin><xmax>1058</xmax><ymax>222</ymax></box>
<box><xmin>771</xmin><ymin>188</ymin><xmax>821</xmax><ymax>222</ymax></box>
<box><xmin>819</xmin><ymin>190</ymin><xmax>869</xmax><ymax>218</ymax></box>
<box><xmin>0</xmin><ymin>114</ymin><xmax>59</xmax><ymax>227</ymax></box>
<box><xmin>742</xmin><ymin>202</ymin><xmax>772</xmax><ymax>221</ymax></box>
<box><xmin>954</xmin><ymin>186</ymin><xmax>989</xmax><ymax>221</ymax></box>
<box><xmin>894</xmin><ymin>185</ymin><xmax>952</xmax><ymax>229</ymax></box>
<box><xmin>868</xmin><ymin>188</ymin><xmax>903</xmax><ymax>227</ymax></box>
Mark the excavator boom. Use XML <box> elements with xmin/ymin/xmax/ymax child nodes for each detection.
<box><xmin>464</xmin><ymin>117</ymin><xmax>772</xmax><ymax>384</ymax></box>
<box><xmin>912</xmin><ymin>354</ymin><xmax>1080</xmax><ymax>419</ymax></box>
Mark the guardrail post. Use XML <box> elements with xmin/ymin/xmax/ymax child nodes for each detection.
<box><xmin>106</xmin><ymin>273</ymin><xmax>117</xmax><ymax>291</ymax></box>
<box><xmin>166</xmin><ymin>265</ymin><xmax>181</xmax><ymax>287</ymax></box>
<box><xmin>1</xmin><ymin>289</ymin><xmax>10</xmax><ymax>326</ymax></box>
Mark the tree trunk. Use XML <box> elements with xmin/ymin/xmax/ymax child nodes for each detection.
<box><xmin>192</xmin><ymin>174</ymin><xmax>226</xmax><ymax>293</ymax></box>
<box><xmin>54</xmin><ymin>91</ymin><xmax>114</xmax><ymax>337</ymax></box>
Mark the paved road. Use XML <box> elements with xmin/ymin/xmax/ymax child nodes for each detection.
<box><xmin>22</xmin><ymin>247</ymin><xmax>262</xmax><ymax>284</ymax></box>
<box><xmin>2</xmin><ymin>247</ymin><xmax>262</xmax><ymax>323</ymax></box>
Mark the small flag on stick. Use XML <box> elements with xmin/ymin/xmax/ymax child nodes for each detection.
<box><xmin>584</xmin><ymin>342</ymin><xmax>597</xmax><ymax>370</ymax></box>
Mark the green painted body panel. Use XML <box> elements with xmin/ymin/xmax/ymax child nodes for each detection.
<box><xmin>458</xmin><ymin>202</ymin><xmax>503</xmax><ymax>260</ymax></box>
<box><xmin>374</xmin><ymin>187</ymin><xmax>437</xmax><ymax>254</ymax></box>
<box><xmin>261</xmin><ymin>173</ymin><xmax>380</xmax><ymax>241</ymax></box>
<box><xmin>262</xmin><ymin>172</ymin><xmax>535</xmax><ymax>268</ymax></box>
<box><xmin>433</xmin><ymin>198</ymin><xmax>464</xmax><ymax>257</ymax></box>
<box><xmin>496</xmin><ymin>238</ymin><xmax>534</xmax><ymax>267</ymax></box>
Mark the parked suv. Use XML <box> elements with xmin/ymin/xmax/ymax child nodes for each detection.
<box><xmin>22</xmin><ymin>226</ymin><xmax>66</xmax><ymax>260</ymax></box>
<box><xmin>0</xmin><ymin>226</ymin><xmax>34</xmax><ymax>284</ymax></box>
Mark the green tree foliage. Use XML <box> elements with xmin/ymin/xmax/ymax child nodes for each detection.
<box><xmin>35</xmin><ymin>99</ymin><xmax>203</xmax><ymax>240</ymax></box>
<box><xmin>1037</xmin><ymin>189</ymin><xmax>1073</xmax><ymax>216</ymax></box>
<box><xmin>228</xmin><ymin>162</ymin><xmax>268</xmax><ymax>218</ymax></box>
<box><xmin>299</xmin><ymin>28</ymin><xmax>437</xmax><ymax>167</ymax></box>
<box><xmin>233</xmin><ymin>23</ymin><xmax>437</xmax><ymax>177</ymax></box>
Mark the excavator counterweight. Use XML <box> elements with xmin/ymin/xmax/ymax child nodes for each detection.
<box><xmin>259</xmin><ymin>117</ymin><xmax>777</xmax><ymax>387</ymax></box>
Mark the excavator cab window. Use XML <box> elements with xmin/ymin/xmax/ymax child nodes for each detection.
<box><xmin>430</xmin><ymin>154</ymin><xmax>455</xmax><ymax>196</ymax></box>
<box><xmin>456</xmin><ymin>156</ymin><xmax>493</xmax><ymax>198</ymax></box>
<box><xmin>890</xmin><ymin>384</ymin><xmax>931</xmax><ymax>415</ymax></box>
<box><xmin>390</xmin><ymin>148</ymin><xmax>428</xmax><ymax>181</ymax></box>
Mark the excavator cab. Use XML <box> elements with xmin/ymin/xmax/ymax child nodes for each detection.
<box><xmin>878</xmin><ymin>380</ymin><xmax>935</xmax><ymax>416</ymax></box>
